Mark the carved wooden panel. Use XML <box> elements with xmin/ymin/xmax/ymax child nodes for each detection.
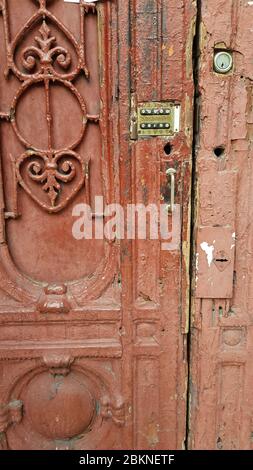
<box><xmin>0</xmin><ymin>0</ymin><xmax>123</xmax><ymax>450</ymax></box>
<box><xmin>0</xmin><ymin>0</ymin><xmax>118</xmax><ymax>298</ymax></box>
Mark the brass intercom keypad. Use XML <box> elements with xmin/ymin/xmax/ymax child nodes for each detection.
<box><xmin>137</xmin><ymin>102</ymin><xmax>180</xmax><ymax>137</ymax></box>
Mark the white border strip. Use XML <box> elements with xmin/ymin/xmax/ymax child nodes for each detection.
<box><xmin>173</xmin><ymin>106</ymin><xmax>181</xmax><ymax>133</ymax></box>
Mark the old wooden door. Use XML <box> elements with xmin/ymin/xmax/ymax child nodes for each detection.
<box><xmin>0</xmin><ymin>0</ymin><xmax>195</xmax><ymax>450</ymax></box>
<box><xmin>189</xmin><ymin>0</ymin><xmax>253</xmax><ymax>450</ymax></box>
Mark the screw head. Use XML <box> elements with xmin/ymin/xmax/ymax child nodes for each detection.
<box><xmin>214</xmin><ymin>51</ymin><xmax>233</xmax><ymax>74</ymax></box>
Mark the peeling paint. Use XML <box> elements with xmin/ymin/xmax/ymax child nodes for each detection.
<box><xmin>196</xmin><ymin>253</ymin><xmax>199</xmax><ymax>271</ymax></box>
<box><xmin>200</xmin><ymin>242</ymin><xmax>214</xmax><ymax>267</ymax></box>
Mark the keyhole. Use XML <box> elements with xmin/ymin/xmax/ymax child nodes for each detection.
<box><xmin>164</xmin><ymin>143</ymin><xmax>172</xmax><ymax>155</ymax></box>
<box><xmin>214</xmin><ymin>146</ymin><xmax>225</xmax><ymax>158</ymax></box>
<box><xmin>214</xmin><ymin>51</ymin><xmax>233</xmax><ymax>74</ymax></box>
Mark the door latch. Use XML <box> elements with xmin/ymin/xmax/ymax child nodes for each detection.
<box><xmin>166</xmin><ymin>168</ymin><xmax>177</xmax><ymax>212</ymax></box>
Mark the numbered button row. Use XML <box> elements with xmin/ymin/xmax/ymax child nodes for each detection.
<box><xmin>140</xmin><ymin>123</ymin><xmax>171</xmax><ymax>130</ymax></box>
<box><xmin>140</xmin><ymin>108</ymin><xmax>171</xmax><ymax>116</ymax></box>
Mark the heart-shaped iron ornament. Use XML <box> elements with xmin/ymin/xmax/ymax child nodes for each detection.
<box><xmin>213</xmin><ymin>250</ymin><xmax>231</xmax><ymax>272</ymax></box>
<box><xmin>2</xmin><ymin>0</ymin><xmax>99</xmax><ymax>215</ymax></box>
<box><xmin>16</xmin><ymin>150</ymin><xmax>88</xmax><ymax>213</ymax></box>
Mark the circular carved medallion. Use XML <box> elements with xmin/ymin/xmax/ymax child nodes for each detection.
<box><xmin>25</xmin><ymin>371</ymin><xmax>95</xmax><ymax>439</ymax></box>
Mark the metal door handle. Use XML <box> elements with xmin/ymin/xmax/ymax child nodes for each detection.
<box><xmin>166</xmin><ymin>168</ymin><xmax>176</xmax><ymax>212</ymax></box>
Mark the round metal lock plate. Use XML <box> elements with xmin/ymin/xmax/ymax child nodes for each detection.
<box><xmin>214</xmin><ymin>51</ymin><xmax>233</xmax><ymax>74</ymax></box>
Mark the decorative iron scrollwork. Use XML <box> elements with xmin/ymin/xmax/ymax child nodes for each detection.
<box><xmin>16</xmin><ymin>149</ymin><xmax>88</xmax><ymax>213</ymax></box>
<box><xmin>22</xmin><ymin>21</ymin><xmax>72</xmax><ymax>74</ymax></box>
<box><xmin>0</xmin><ymin>0</ymin><xmax>100</xmax><ymax>213</ymax></box>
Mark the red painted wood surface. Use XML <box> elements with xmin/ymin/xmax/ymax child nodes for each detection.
<box><xmin>0</xmin><ymin>0</ymin><xmax>196</xmax><ymax>450</ymax></box>
<box><xmin>190</xmin><ymin>0</ymin><xmax>253</xmax><ymax>450</ymax></box>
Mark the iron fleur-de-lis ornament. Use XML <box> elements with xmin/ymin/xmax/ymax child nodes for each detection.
<box><xmin>0</xmin><ymin>0</ymin><xmax>100</xmax><ymax>213</ymax></box>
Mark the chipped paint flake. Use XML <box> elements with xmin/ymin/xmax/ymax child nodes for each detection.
<box><xmin>196</xmin><ymin>253</ymin><xmax>199</xmax><ymax>271</ymax></box>
<box><xmin>64</xmin><ymin>0</ymin><xmax>99</xmax><ymax>3</ymax></box>
<box><xmin>231</xmin><ymin>233</ymin><xmax>236</xmax><ymax>249</ymax></box>
<box><xmin>168</xmin><ymin>45</ymin><xmax>174</xmax><ymax>56</ymax></box>
<box><xmin>200</xmin><ymin>242</ymin><xmax>214</xmax><ymax>267</ymax></box>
